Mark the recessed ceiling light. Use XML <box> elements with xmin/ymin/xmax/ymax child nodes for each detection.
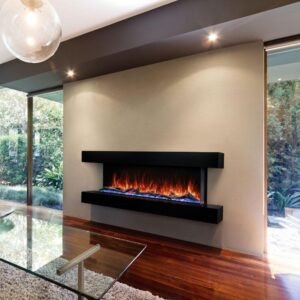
<box><xmin>208</xmin><ymin>33</ymin><xmax>218</xmax><ymax>42</ymax></box>
<box><xmin>277</xmin><ymin>78</ymin><xmax>282</xmax><ymax>81</ymax></box>
<box><xmin>66</xmin><ymin>69</ymin><xmax>75</xmax><ymax>78</ymax></box>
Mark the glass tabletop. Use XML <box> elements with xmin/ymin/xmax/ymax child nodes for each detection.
<box><xmin>0</xmin><ymin>210</ymin><xmax>146</xmax><ymax>300</ymax></box>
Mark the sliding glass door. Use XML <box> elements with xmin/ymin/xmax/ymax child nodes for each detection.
<box><xmin>0</xmin><ymin>87</ymin><xmax>63</xmax><ymax>210</ymax></box>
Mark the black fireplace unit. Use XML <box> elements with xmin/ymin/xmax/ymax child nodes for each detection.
<box><xmin>81</xmin><ymin>151</ymin><xmax>224</xmax><ymax>224</ymax></box>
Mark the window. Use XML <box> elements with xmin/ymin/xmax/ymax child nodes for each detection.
<box><xmin>32</xmin><ymin>93</ymin><xmax>63</xmax><ymax>210</ymax></box>
<box><xmin>0</xmin><ymin>87</ymin><xmax>63</xmax><ymax>210</ymax></box>
<box><xmin>267</xmin><ymin>45</ymin><xmax>300</xmax><ymax>265</ymax></box>
<box><xmin>0</xmin><ymin>88</ymin><xmax>27</xmax><ymax>205</ymax></box>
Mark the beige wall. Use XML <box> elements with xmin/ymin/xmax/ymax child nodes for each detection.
<box><xmin>64</xmin><ymin>41</ymin><xmax>265</xmax><ymax>256</ymax></box>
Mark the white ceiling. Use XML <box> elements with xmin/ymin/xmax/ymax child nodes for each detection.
<box><xmin>0</xmin><ymin>0</ymin><xmax>175</xmax><ymax>64</ymax></box>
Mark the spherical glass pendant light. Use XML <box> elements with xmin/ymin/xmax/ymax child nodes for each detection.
<box><xmin>0</xmin><ymin>0</ymin><xmax>62</xmax><ymax>63</ymax></box>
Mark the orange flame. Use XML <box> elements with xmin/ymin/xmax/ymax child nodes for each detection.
<box><xmin>109</xmin><ymin>171</ymin><xmax>201</xmax><ymax>201</ymax></box>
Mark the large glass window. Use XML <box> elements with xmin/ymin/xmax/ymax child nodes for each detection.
<box><xmin>0</xmin><ymin>88</ymin><xmax>27</xmax><ymax>206</ymax></box>
<box><xmin>0</xmin><ymin>87</ymin><xmax>63</xmax><ymax>210</ymax></box>
<box><xmin>267</xmin><ymin>45</ymin><xmax>300</xmax><ymax>267</ymax></box>
<box><xmin>32</xmin><ymin>91</ymin><xmax>63</xmax><ymax>210</ymax></box>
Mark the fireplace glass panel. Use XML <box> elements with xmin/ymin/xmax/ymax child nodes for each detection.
<box><xmin>100</xmin><ymin>164</ymin><xmax>204</xmax><ymax>205</ymax></box>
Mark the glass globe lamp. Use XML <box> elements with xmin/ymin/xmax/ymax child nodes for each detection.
<box><xmin>0</xmin><ymin>0</ymin><xmax>62</xmax><ymax>63</ymax></box>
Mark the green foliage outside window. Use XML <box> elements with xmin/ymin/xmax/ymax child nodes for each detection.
<box><xmin>268</xmin><ymin>80</ymin><xmax>300</xmax><ymax>215</ymax></box>
<box><xmin>0</xmin><ymin>135</ymin><xmax>27</xmax><ymax>185</ymax></box>
<box><xmin>0</xmin><ymin>88</ymin><xmax>63</xmax><ymax>209</ymax></box>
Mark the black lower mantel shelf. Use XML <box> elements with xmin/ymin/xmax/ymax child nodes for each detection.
<box><xmin>82</xmin><ymin>191</ymin><xmax>223</xmax><ymax>224</ymax></box>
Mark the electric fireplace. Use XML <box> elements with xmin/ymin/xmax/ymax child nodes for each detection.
<box><xmin>101</xmin><ymin>164</ymin><xmax>206</xmax><ymax>205</ymax></box>
<box><xmin>82</xmin><ymin>151</ymin><xmax>224</xmax><ymax>224</ymax></box>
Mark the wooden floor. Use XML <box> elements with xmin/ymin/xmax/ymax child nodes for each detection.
<box><xmin>1</xmin><ymin>201</ymin><xmax>299</xmax><ymax>300</ymax></box>
<box><xmin>64</xmin><ymin>216</ymin><xmax>300</xmax><ymax>300</ymax></box>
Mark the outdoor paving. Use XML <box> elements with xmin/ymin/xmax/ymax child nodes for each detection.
<box><xmin>268</xmin><ymin>215</ymin><xmax>300</xmax><ymax>275</ymax></box>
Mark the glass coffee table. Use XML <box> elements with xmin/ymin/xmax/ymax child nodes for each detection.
<box><xmin>0</xmin><ymin>209</ymin><xmax>146</xmax><ymax>300</ymax></box>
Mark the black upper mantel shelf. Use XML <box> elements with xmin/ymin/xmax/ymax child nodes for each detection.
<box><xmin>82</xmin><ymin>151</ymin><xmax>224</xmax><ymax>168</ymax></box>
